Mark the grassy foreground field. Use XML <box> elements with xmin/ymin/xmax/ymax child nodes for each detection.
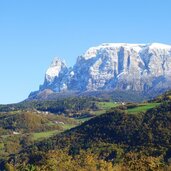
<box><xmin>31</xmin><ymin>122</ymin><xmax>78</xmax><ymax>141</ymax></box>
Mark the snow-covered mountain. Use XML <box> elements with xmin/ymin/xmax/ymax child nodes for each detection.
<box><xmin>32</xmin><ymin>43</ymin><xmax>171</xmax><ymax>98</ymax></box>
<box><xmin>40</xmin><ymin>57</ymin><xmax>68</xmax><ymax>92</ymax></box>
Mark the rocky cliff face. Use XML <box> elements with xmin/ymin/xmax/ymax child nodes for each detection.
<box><xmin>38</xmin><ymin>43</ymin><xmax>171</xmax><ymax>94</ymax></box>
<box><xmin>39</xmin><ymin>57</ymin><xmax>68</xmax><ymax>92</ymax></box>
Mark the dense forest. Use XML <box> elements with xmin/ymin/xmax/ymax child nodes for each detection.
<box><xmin>0</xmin><ymin>91</ymin><xmax>171</xmax><ymax>170</ymax></box>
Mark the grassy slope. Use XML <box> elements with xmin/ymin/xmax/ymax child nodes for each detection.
<box><xmin>127</xmin><ymin>102</ymin><xmax>160</xmax><ymax>114</ymax></box>
<box><xmin>77</xmin><ymin>101</ymin><xmax>160</xmax><ymax>122</ymax></box>
<box><xmin>31</xmin><ymin>123</ymin><xmax>77</xmax><ymax>141</ymax></box>
<box><xmin>91</xmin><ymin>101</ymin><xmax>160</xmax><ymax>116</ymax></box>
<box><xmin>97</xmin><ymin>102</ymin><xmax>118</xmax><ymax>110</ymax></box>
<box><xmin>97</xmin><ymin>101</ymin><xmax>162</xmax><ymax>116</ymax></box>
<box><xmin>31</xmin><ymin>130</ymin><xmax>61</xmax><ymax>141</ymax></box>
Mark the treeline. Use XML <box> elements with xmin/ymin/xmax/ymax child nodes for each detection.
<box><xmin>0</xmin><ymin>97</ymin><xmax>99</xmax><ymax>116</ymax></box>
<box><xmin>6</xmin><ymin>149</ymin><xmax>171</xmax><ymax>171</ymax></box>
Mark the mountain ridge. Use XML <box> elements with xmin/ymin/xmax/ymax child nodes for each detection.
<box><xmin>30</xmin><ymin>43</ymin><xmax>171</xmax><ymax>100</ymax></box>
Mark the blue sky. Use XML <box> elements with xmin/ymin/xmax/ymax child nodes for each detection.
<box><xmin>0</xmin><ymin>0</ymin><xmax>171</xmax><ymax>104</ymax></box>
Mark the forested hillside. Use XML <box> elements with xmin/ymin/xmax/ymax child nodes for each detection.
<box><xmin>1</xmin><ymin>91</ymin><xmax>170</xmax><ymax>170</ymax></box>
